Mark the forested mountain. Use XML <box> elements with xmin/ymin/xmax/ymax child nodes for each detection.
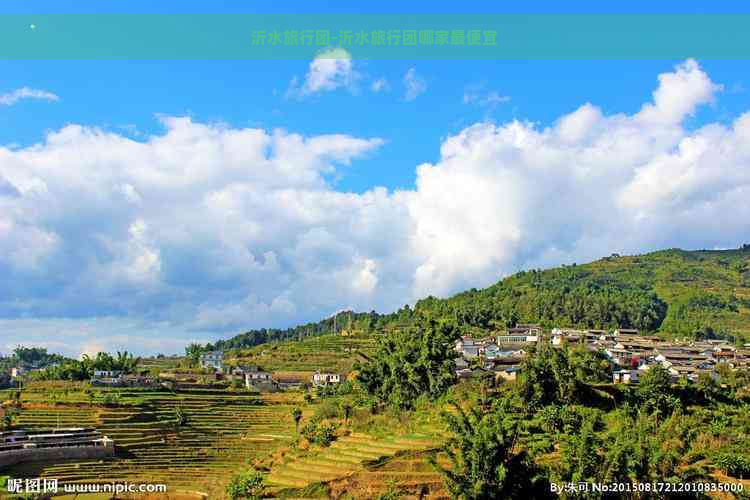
<box><xmin>216</xmin><ymin>245</ymin><xmax>750</xmax><ymax>349</ymax></box>
<box><xmin>425</xmin><ymin>246</ymin><xmax>750</xmax><ymax>342</ymax></box>
<box><xmin>212</xmin><ymin>311</ymin><xmax>386</xmax><ymax>351</ymax></box>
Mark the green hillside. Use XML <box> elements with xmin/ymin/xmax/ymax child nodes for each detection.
<box><xmin>426</xmin><ymin>246</ymin><xmax>750</xmax><ymax>342</ymax></box>
<box><xmin>217</xmin><ymin>245</ymin><xmax>750</xmax><ymax>349</ymax></box>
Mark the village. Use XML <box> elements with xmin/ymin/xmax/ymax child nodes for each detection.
<box><xmin>454</xmin><ymin>324</ymin><xmax>750</xmax><ymax>385</ymax></box>
<box><xmin>3</xmin><ymin>324</ymin><xmax>750</xmax><ymax>395</ymax></box>
<box><xmin>2</xmin><ymin>323</ymin><xmax>750</xmax><ymax>497</ymax></box>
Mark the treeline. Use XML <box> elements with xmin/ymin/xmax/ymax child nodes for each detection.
<box><xmin>214</xmin><ymin>246</ymin><xmax>750</xmax><ymax>351</ymax></box>
<box><xmin>0</xmin><ymin>346</ymin><xmax>68</xmax><ymax>370</ymax></box>
<box><xmin>416</xmin><ymin>278</ymin><xmax>668</xmax><ymax>333</ymax></box>
<box><xmin>32</xmin><ymin>351</ymin><xmax>140</xmax><ymax>381</ymax></box>
<box><xmin>212</xmin><ymin>310</ymin><xmax>387</xmax><ymax>351</ymax></box>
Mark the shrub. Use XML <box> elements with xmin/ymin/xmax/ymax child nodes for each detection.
<box><xmin>714</xmin><ymin>453</ymin><xmax>750</xmax><ymax>478</ymax></box>
<box><xmin>314</xmin><ymin>399</ymin><xmax>340</xmax><ymax>420</ymax></box>
<box><xmin>301</xmin><ymin>419</ymin><xmax>337</xmax><ymax>447</ymax></box>
<box><xmin>1</xmin><ymin>408</ymin><xmax>19</xmax><ymax>430</ymax></box>
<box><xmin>226</xmin><ymin>470</ymin><xmax>264</xmax><ymax>500</ymax></box>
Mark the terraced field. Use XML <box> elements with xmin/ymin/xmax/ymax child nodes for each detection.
<box><xmin>229</xmin><ymin>334</ymin><xmax>377</xmax><ymax>374</ymax></box>
<box><xmin>3</xmin><ymin>388</ymin><xmax>302</xmax><ymax>497</ymax></box>
<box><xmin>266</xmin><ymin>432</ymin><xmax>439</xmax><ymax>494</ymax></box>
<box><xmin>325</xmin><ymin>451</ymin><xmax>449</xmax><ymax>499</ymax></box>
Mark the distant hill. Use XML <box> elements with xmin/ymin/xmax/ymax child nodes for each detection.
<box><xmin>424</xmin><ymin>246</ymin><xmax>750</xmax><ymax>342</ymax></box>
<box><xmin>212</xmin><ymin>310</ymin><xmax>387</xmax><ymax>351</ymax></box>
<box><xmin>216</xmin><ymin>245</ymin><xmax>750</xmax><ymax>350</ymax></box>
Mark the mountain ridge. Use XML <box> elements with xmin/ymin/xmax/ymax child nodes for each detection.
<box><xmin>214</xmin><ymin>245</ymin><xmax>750</xmax><ymax>350</ymax></box>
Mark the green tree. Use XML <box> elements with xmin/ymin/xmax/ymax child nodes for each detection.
<box><xmin>637</xmin><ymin>365</ymin><xmax>679</xmax><ymax>420</ymax></box>
<box><xmin>517</xmin><ymin>344</ymin><xmax>579</xmax><ymax>411</ymax></box>
<box><xmin>695</xmin><ymin>372</ymin><xmax>719</xmax><ymax>401</ymax></box>
<box><xmin>291</xmin><ymin>407</ymin><xmax>302</xmax><ymax>433</ymax></box>
<box><xmin>340</xmin><ymin>401</ymin><xmax>352</xmax><ymax>424</ymax></box>
<box><xmin>1</xmin><ymin>408</ymin><xmax>18</xmax><ymax>430</ymax></box>
<box><xmin>226</xmin><ymin>470</ymin><xmax>265</xmax><ymax>500</ymax></box>
<box><xmin>714</xmin><ymin>453</ymin><xmax>750</xmax><ymax>479</ymax></box>
<box><xmin>431</xmin><ymin>398</ymin><xmax>550</xmax><ymax>500</ymax></box>
<box><xmin>356</xmin><ymin>313</ymin><xmax>460</xmax><ymax>409</ymax></box>
<box><xmin>568</xmin><ymin>345</ymin><xmax>611</xmax><ymax>384</ymax></box>
<box><xmin>185</xmin><ymin>343</ymin><xmax>208</xmax><ymax>367</ymax></box>
<box><xmin>559</xmin><ymin>414</ymin><xmax>601</xmax><ymax>484</ymax></box>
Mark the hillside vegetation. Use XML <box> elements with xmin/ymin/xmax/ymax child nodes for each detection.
<box><xmin>219</xmin><ymin>246</ymin><xmax>750</xmax><ymax>349</ymax></box>
<box><xmin>227</xmin><ymin>334</ymin><xmax>376</xmax><ymax>375</ymax></box>
<box><xmin>424</xmin><ymin>246</ymin><xmax>750</xmax><ymax>342</ymax></box>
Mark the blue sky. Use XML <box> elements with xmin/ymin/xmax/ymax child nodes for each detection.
<box><xmin>2</xmin><ymin>4</ymin><xmax>750</xmax><ymax>356</ymax></box>
<box><xmin>2</xmin><ymin>58</ymin><xmax>748</xmax><ymax>192</ymax></box>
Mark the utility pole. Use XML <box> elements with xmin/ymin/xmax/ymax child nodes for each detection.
<box><xmin>333</xmin><ymin>313</ymin><xmax>337</xmax><ymax>335</ymax></box>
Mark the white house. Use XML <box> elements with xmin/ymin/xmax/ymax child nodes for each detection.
<box><xmin>497</xmin><ymin>335</ymin><xmax>539</xmax><ymax>344</ymax></box>
<box><xmin>244</xmin><ymin>370</ymin><xmax>273</xmax><ymax>389</ymax></box>
<box><xmin>455</xmin><ymin>337</ymin><xmax>480</xmax><ymax>358</ymax></box>
<box><xmin>484</xmin><ymin>344</ymin><xmax>501</xmax><ymax>360</ymax></box>
<box><xmin>91</xmin><ymin>370</ymin><xmax>124</xmax><ymax>386</ymax></box>
<box><xmin>200</xmin><ymin>351</ymin><xmax>224</xmax><ymax>371</ymax></box>
<box><xmin>551</xmin><ymin>328</ymin><xmax>588</xmax><ymax>346</ymax></box>
<box><xmin>312</xmin><ymin>372</ymin><xmax>341</xmax><ymax>386</ymax></box>
<box><xmin>612</xmin><ymin>369</ymin><xmax>639</xmax><ymax>384</ymax></box>
<box><xmin>605</xmin><ymin>348</ymin><xmax>634</xmax><ymax>366</ymax></box>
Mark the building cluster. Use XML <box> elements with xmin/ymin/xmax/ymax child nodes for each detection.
<box><xmin>0</xmin><ymin>361</ymin><xmax>50</xmax><ymax>388</ymax></box>
<box><xmin>454</xmin><ymin>324</ymin><xmax>750</xmax><ymax>385</ymax></box>
<box><xmin>89</xmin><ymin>370</ymin><xmax>159</xmax><ymax>388</ymax></box>
<box><xmin>199</xmin><ymin>351</ymin><xmax>342</xmax><ymax>392</ymax></box>
<box><xmin>0</xmin><ymin>428</ymin><xmax>114</xmax><ymax>468</ymax></box>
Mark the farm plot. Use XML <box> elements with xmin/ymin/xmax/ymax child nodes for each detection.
<box><xmin>229</xmin><ymin>334</ymin><xmax>376</xmax><ymax>374</ymax></box>
<box><xmin>4</xmin><ymin>390</ymin><xmax>300</xmax><ymax>495</ymax></box>
<box><xmin>266</xmin><ymin>432</ymin><xmax>438</xmax><ymax>493</ymax></box>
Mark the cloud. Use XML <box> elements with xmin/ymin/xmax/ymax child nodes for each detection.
<box><xmin>463</xmin><ymin>84</ymin><xmax>511</xmax><ymax>109</ymax></box>
<box><xmin>635</xmin><ymin>58</ymin><xmax>722</xmax><ymax>126</ymax></box>
<box><xmin>371</xmin><ymin>78</ymin><xmax>390</xmax><ymax>93</ymax></box>
<box><xmin>0</xmin><ymin>87</ymin><xmax>59</xmax><ymax>106</ymax></box>
<box><xmin>2</xmin><ymin>59</ymin><xmax>750</xmax><ymax>356</ymax></box>
<box><xmin>403</xmin><ymin>68</ymin><xmax>427</xmax><ymax>101</ymax></box>
<box><xmin>0</xmin><ymin>117</ymin><xmax>389</xmax><ymax>355</ymax></box>
<box><xmin>287</xmin><ymin>48</ymin><xmax>359</xmax><ymax>98</ymax></box>
<box><xmin>404</xmin><ymin>59</ymin><xmax>741</xmax><ymax>296</ymax></box>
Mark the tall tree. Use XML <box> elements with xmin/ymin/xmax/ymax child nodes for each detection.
<box><xmin>432</xmin><ymin>397</ymin><xmax>551</xmax><ymax>500</ymax></box>
<box><xmin>356</xmin><ymin>313</ymin><xmax>460</xmax><ymax>409</ymax></box>
<box><xmin>517</xmin><ymin>343</ymin><xmax>580</xmax><ymax>411</ymax></box>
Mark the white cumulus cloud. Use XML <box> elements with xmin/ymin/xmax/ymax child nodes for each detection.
<box><xmin>1</xmin><ymin>59</ymin><xmax>749</xmax><ymax>356</ymax></box>
<box><xmin>287</xmin><ymin>48</ymin><xmax>359</xmax><ymax>98</ymax></box>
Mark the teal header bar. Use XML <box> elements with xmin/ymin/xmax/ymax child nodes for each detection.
<box><xmin>2</xmin><ymin>14</ymin><xmax>750</xmax><ymax>58</ymax></box>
